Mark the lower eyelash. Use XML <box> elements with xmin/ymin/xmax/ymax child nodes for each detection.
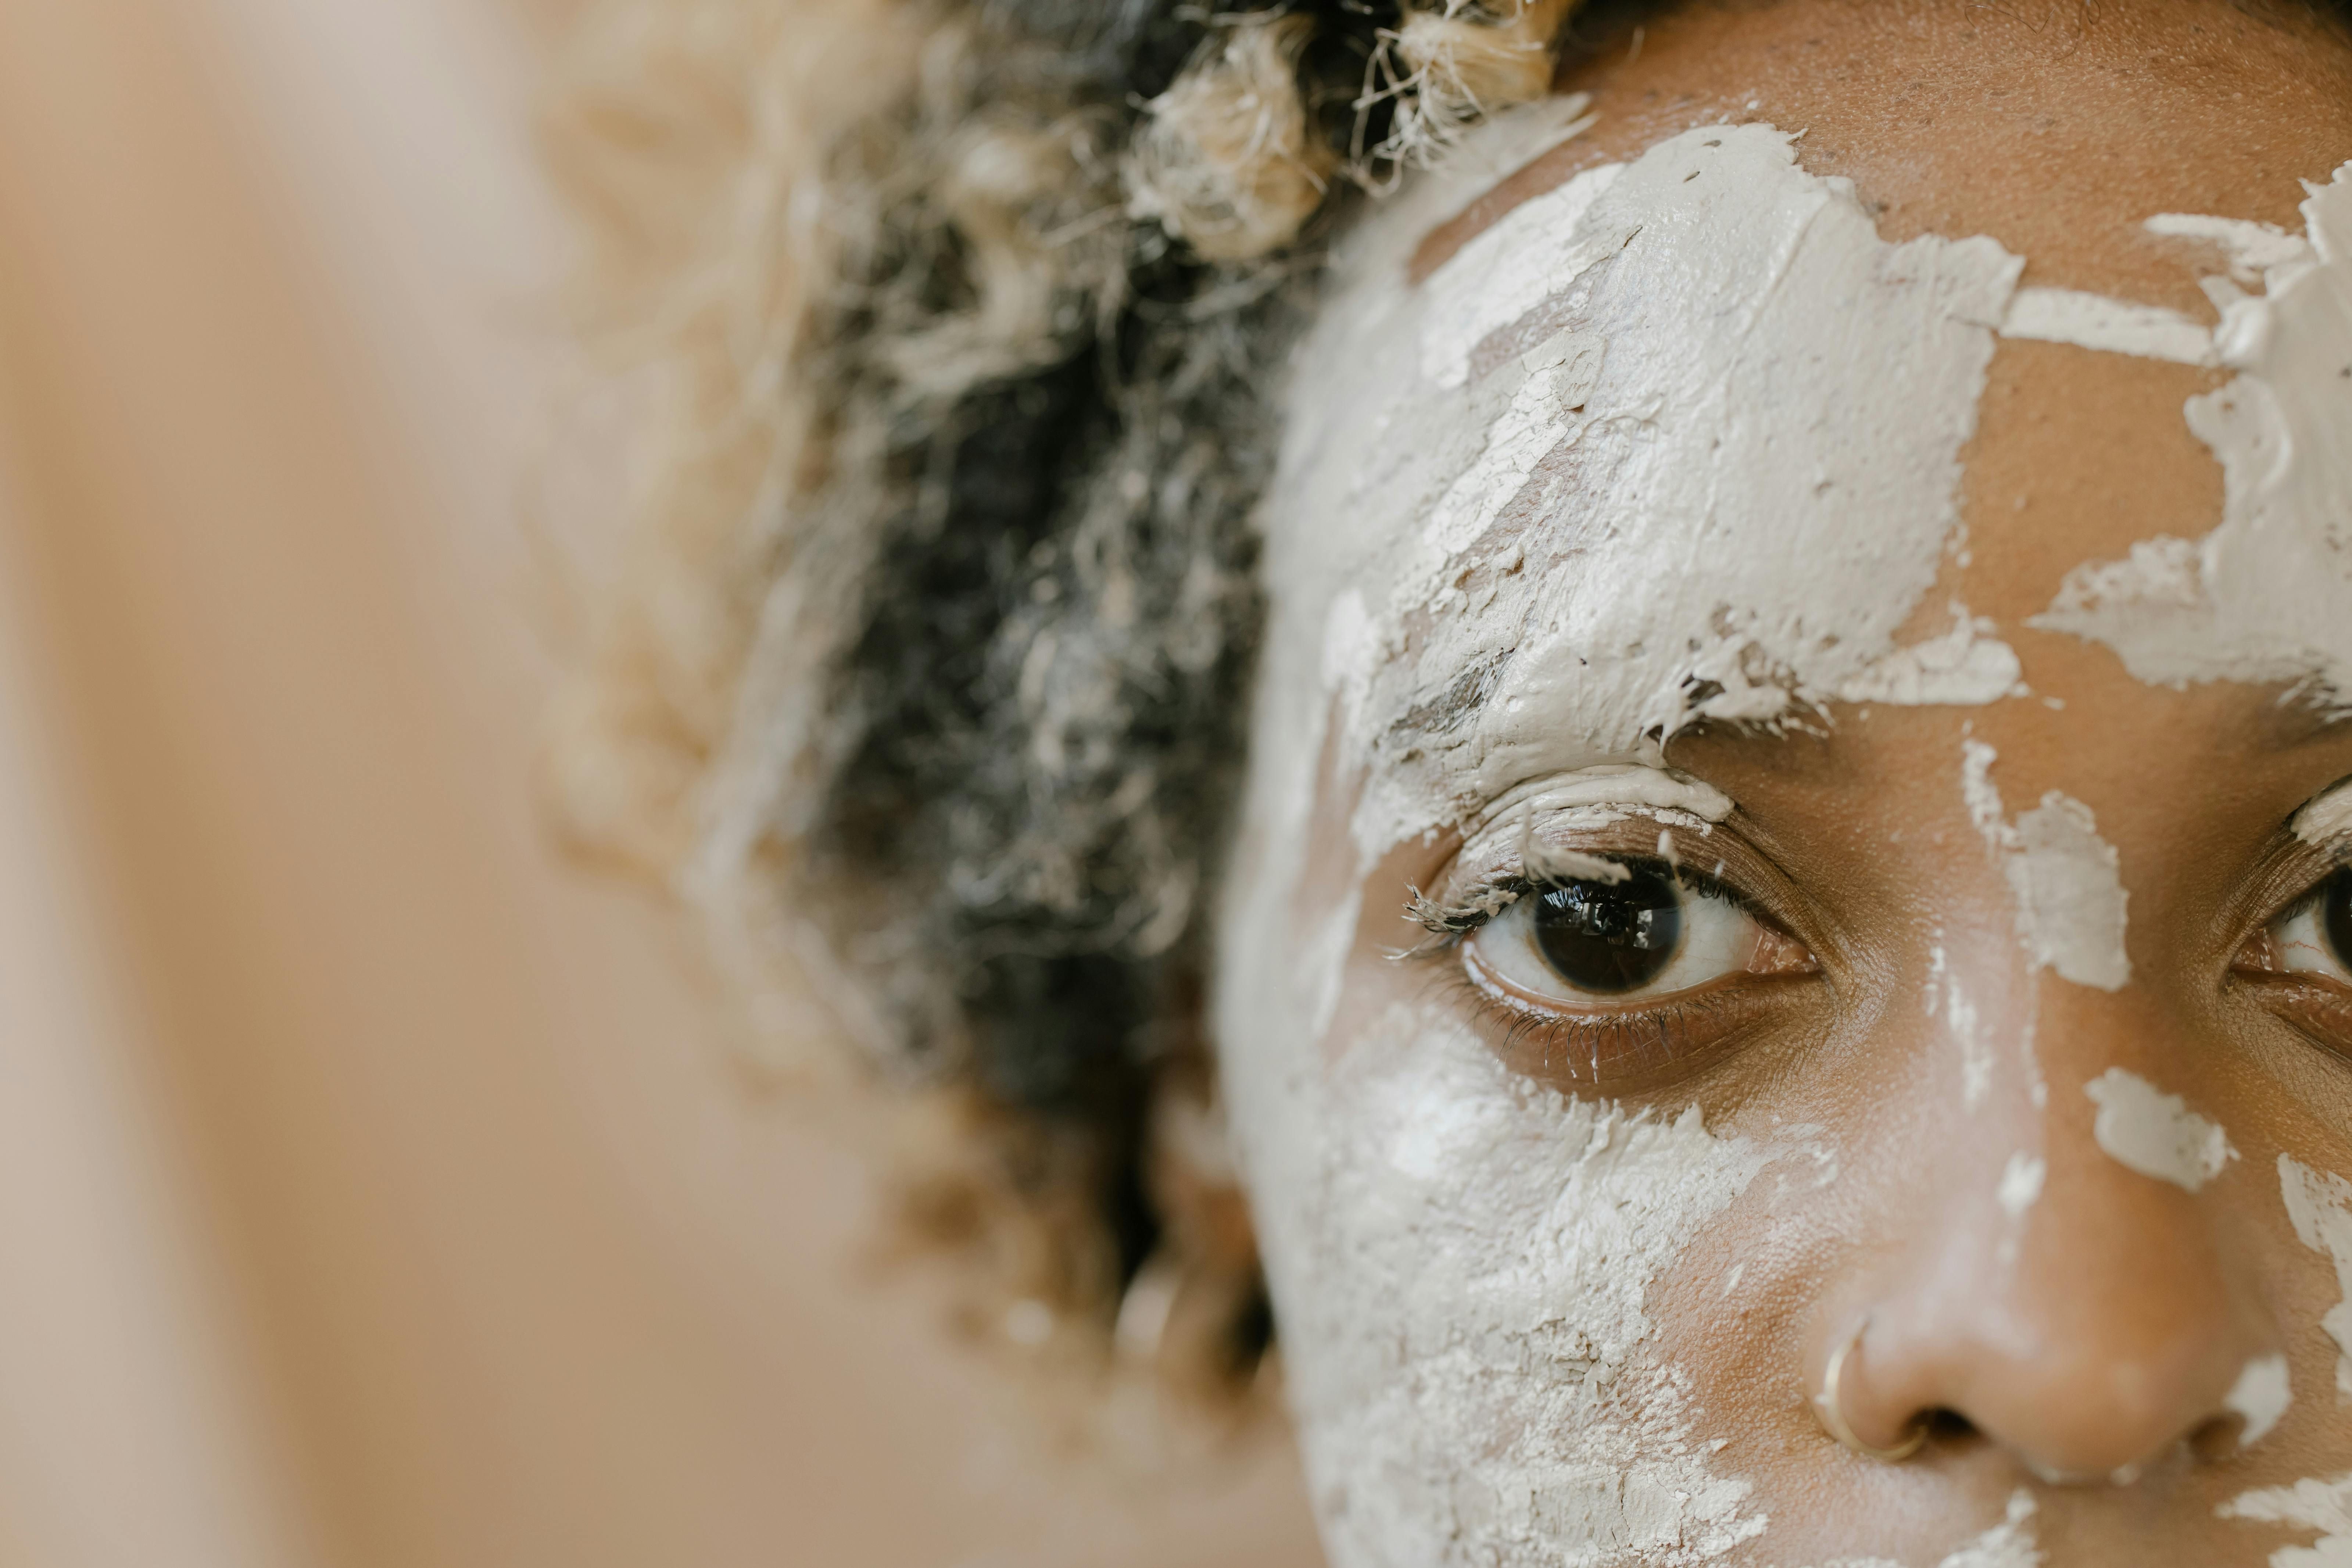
<box><xmin>1426</xmin><ymin>962</ymin><xmax>1759</xmax><ymax>1089</ymax></box>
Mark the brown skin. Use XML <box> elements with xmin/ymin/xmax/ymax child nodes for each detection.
<box><xmin>1307</xmin><ymin>0</ymin><xmax>2352</xmax><ymax>1558</ymax></box>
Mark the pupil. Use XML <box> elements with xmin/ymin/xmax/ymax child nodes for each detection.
<box><xmin>2327</xmin><ymin>870</ymin><xmax>2352</xmax><ymax>971</ymax></box>
<box><xmin>1531</xmin><ymin>863</ymin><xmax>1684</xmax><ymax>994</ymax></box>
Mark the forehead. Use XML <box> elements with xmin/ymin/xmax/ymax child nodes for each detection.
<box><xmin>1273</xmin><ymin>123</ymin><xmax>2016</xmax><ymax>847</ymax></box>
<box><xmin>1263</xmin><ymin>100</ymin><xmax>2352</xmax><ymax>863</ymax></box>
<box><xmin>1425</xmin><ymin>0</ymin><xmax>2352</xmax><ymax>301</ymax></box>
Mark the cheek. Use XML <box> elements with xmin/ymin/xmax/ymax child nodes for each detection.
<box><xmin>1220</xmin><ymin>990</ymin><xmax>1777</xmax><ymax>1564</ymax></box>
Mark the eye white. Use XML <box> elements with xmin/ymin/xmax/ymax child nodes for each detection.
<box><xmin>2272</xmin><ymin>889</ymin><xmax>2352</xmax><ymax>984</ymax></box>
<box><xmin>1468</xmin><ymin>876</ymin><xmax>1763</xmax><ymax>1006</ymax></box>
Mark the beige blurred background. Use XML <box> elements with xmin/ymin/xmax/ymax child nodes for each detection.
<box><xmin>0</xmin><ymin>0</ymin><xmax>1320</xmax><ymax>1562</ymax></box>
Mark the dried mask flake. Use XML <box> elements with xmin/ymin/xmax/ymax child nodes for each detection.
<box><xmin>2084</xmin><ymin>1068</ymin><xmax>2235</xmax><ymax>1192</ymax></box>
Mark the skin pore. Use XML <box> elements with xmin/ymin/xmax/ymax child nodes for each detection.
<box><xmin>1211</xmin><ymin>1</ymin><xmax>2352</xmax><ymax>1563</ymax></box>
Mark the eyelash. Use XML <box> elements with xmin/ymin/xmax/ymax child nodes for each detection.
<box><xmin>1403</xmin><ymin>862</ymin><xmax>1751</xmax><ymax>946</ymax></box>
<box><xmin>1403</xmin><ymin>878</ymin><xmax>1525</xmax><ymax>942</ymax></box>
<box><xmin>1422</xmin><ymin>960</ymin><xmax>1767</xmax><ymax>1086</ymax></box>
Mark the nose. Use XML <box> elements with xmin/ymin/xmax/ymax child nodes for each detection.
<box><xmin>1818</xmin><ymin>999</ymin><xmax>2276</xmax><ymax>1479</ymax></box>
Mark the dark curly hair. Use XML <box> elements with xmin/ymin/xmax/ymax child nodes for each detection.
<box><xmin>790</xmin><ymin>0</ymin><xmax>1568</xmax><ymax>1390</ymax></box>
<box><xmin>541</xmin><ymin>0</ymin><xmax>1591</xmax><ymax>1399</ymax></box>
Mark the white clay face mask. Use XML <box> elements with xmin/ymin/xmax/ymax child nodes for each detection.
<box><xmin>2027</xmin><ymin>169</ymin><xmax>2352</xmax><ymax>706</ymax></box>
<box><xmin>1214</xmin><ymin>120</ymin><xmax>2049</xmax><ymax>1567</ymax></box>
<box><xmin>1281</xmin><ymin>121</ymin><xmax>2028</xmax><ymax>872</ymax></box>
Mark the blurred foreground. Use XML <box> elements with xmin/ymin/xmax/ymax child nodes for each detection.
<box><xmin>0</xmin><ymin>0</ymin><xmax>1318</xmax><ymax>1562</ymax></box>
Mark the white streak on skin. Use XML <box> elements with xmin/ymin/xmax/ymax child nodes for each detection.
<box><xmin>2084</xmin><ymin>1068</ymin><xmax>2237</xmax><ymax>1191</ymax></box>
<box><xmin>1998</xmin><ymin>1151</ymin><xmax>2047</xmax><ymax>1220</ymax></box>
<box><xmin>2280</xmin><ymin>1154</ymin><xmax>2352</xmax><ymax>1398</ymax></box>
<box><xmin>2218</xmin><ymin>1472</ymin><xmax>2352</xmax><ymax>1564</ymax></box>
<box><xmin>2145</xmin><ymin>212</ymin><xmax>2309</xmax><ymax>284</ymax></box>
<box><xmin>1320</xmin><ymin>587</ymin><xmax>1379</xmax><ymax>741</ymax></box>
<box><xmin>2020</xmin><ymin>1007</ymin><xmax>2047</xmax><ymax>1111</ymax></box>
<box><xmin>2009</xmin><ymin>798</ymin><xmax>2132</xmax><ymax>991</ymax></box>
<box><xmin>1962</xmin><ymin>737</ymin><xmax>2009</xmax><ymax>841</ymax></box>
<box><xmin>1927</xmin><ymin>942</ymin><xmax>1995</xmax><ymax>1109</ymax></box>
<box><xmin>2226</xmin><ymin>1353</ymin><xmax>2295</xmax><ymax>1449</ymax></box>
<box><xmin>1529</xmin><ymin>847</ymin><xmax>1630</xmax><ymax>884</ymax></box>
<box><xmin>1999</xmin><ymin>286</ymin><xmax>2215</xmax><ymax>365</ymax></box>
<box><xmin>1834</xmin><ymin>603</ymin><xmax>2026</xmax><ymax>706</ymax></box>
<box><xmin>1960</xmin><ymin>741</ymin><xmax>2134</xmax><ymax>991</ymax></box>
<box><xmin>1933</xmin><ymin>1491</ymin><xmax>2044</xmax><ymax>1568</ymax></box>
<box><xmin>2030</xmin><ymin>165</ymin><xmax>2352</xmax><ymax>706</ymax></box>
<box><xmin>1768</xmin><ymin>1123</ymin><xmax>1841</xmax><ymax>1196</ymax></box>
<box><xmin>1303</xmin><ymin>888</ymin><xmax>1361</xmax><ymax>1046</ymax></box>
<box><xmin>2295</xmin><ymin>778</ymin><xmax>2352</xmax><ymax>847</ymax></box>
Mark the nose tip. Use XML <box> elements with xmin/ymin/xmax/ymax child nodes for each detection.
<box><xmin>1822</xmin><ymin>1288</ymin><xmax>2270</xmax><ymax>1480</ymax></box>
<box><xmin>1948</xmin><ymin>1334</ymin><xmax>2243</xmax><ymax>1479</ymax></box>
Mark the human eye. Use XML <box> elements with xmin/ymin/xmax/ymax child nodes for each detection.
<box><xmin>1470</xmin><ymin>857</ymin><xmax>1783</xmax><ymax>1001</ymax></box>
<box><xmin>1415</xmin><ymin>846</ymin><xmax>1819</xmax><ymax>1093</ymax></box>
<box><xmin>2235</xmin><ymin>866</ymin><xmax>2352</xmax><ymax>1053</ymax></box>
<box><xmin>2264</xmin><ymin>869</ymin><xmax>2352</xmax><ymax>985</ymax></box>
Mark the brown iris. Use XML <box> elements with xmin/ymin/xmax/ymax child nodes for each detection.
<box><xmin>1530</xmin><ymin>864</ymin><xmax>1685</xmax><ymax>994</ymax></box>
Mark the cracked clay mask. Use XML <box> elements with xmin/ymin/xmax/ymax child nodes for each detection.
<box><xmin>1212</xmin><ymin>122</ymin><xmax>2041</xmax><ymax>1565</ymax></box>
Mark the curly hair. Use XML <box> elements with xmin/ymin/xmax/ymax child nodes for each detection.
<box><xmin>537</xmin><ymin>0</ymin><xmax>1595</xmax><ymax>1404</ymax></box>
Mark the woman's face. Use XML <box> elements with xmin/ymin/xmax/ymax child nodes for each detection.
<box><xmin>1211</xmin><ymin>3</ymin><xmax>2352</xmax><ymax>1562</ymax></box>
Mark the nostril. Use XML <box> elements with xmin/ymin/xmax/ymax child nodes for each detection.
<box><xmin>1922</xmin><ymin>1408</ymin><xmax>1979</xmax><ymax>1445</ymax></box>
<box><xmin>2188</xmin><ymin>1408</ymin><xmax>2255</xmax><ymax>1464</ymax></box>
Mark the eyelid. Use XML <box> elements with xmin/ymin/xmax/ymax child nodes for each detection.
<box><xmin>2291</xmin><ymin>776</ymin><xmax>2352</xmax><ymax>849</ymax></box>
<box><xmin>1449</xmin><ymin>769</ymin><xmax>1736</xmax><ymax>853</ymax></box>
<box><xmin>1412</xmin><ymin>860</ymin><xmax>1754</xmax><ymax>937</ymax></box>
<box><xmin>1410</xmin><ymin>817</ymin><xmax>1768</xmax><ymax>943</ymax></box>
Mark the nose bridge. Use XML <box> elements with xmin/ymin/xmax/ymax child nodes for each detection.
<box><xmin>1827</xmin><ymin>971</ymin><xmax>2274</xmax><ymax>1479</ymax></box>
